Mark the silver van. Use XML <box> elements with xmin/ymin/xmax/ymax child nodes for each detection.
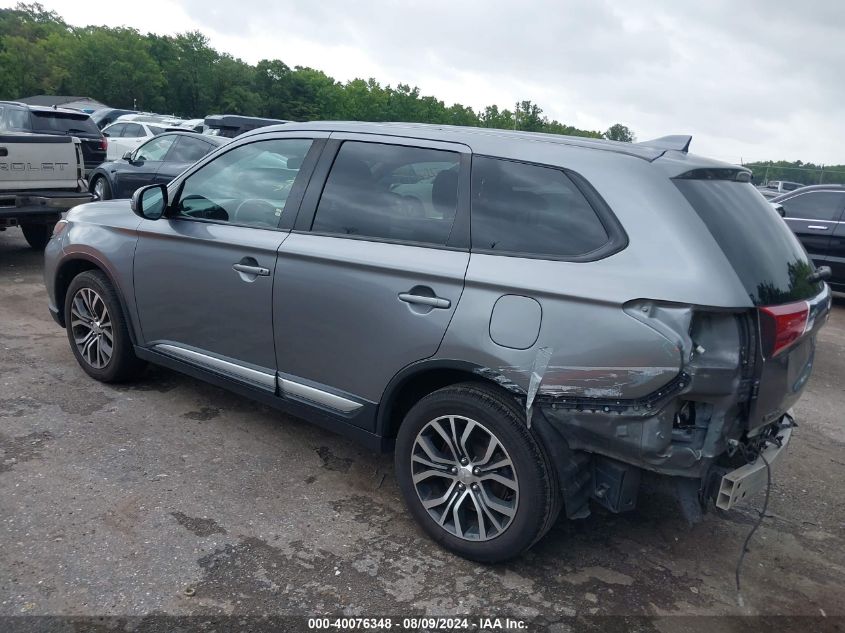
<box><xmin>44</xmin><ymin>123</ymin><xmax>831</xmax><ymax>562</ymax></box>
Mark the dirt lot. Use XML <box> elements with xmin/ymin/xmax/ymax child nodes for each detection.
<box><xmin>1</xmin><ymin>227</ymin><xmax>844</xmax><ymax>628</ymax></box>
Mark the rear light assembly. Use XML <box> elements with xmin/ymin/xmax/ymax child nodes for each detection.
<box><xmin>99</xmin><ymin>136</ymin><xmax>107</xmax><ymax>151</ymax></box>
<box><xmin>52</xmin><ymin>219</ymin><xmax>68</xmax><ymax>237</ymax></box>
<box><xmin>758</xmin><ymin>301</ymin><xmax>810</xmax><ymax>359</ymax></box>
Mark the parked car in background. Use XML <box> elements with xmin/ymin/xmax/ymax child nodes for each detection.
<box><xmin>117</xmin><ymin>112</ymin><xmax>185</xmax><ymax>127</ymax></box>
<box><xmin>204</xmin><ymin>114</ymin><xmax>289</xmax><ymax>138</ymax></box>
<box><xmin>773</xmin><ymin>184</ymin><xmax>845</xmax><ymax>292</ymax></box>
<box><xmin>758</xmin><ymin>179</ymin><xmax>804</xmax><ymax>199</ymax></box>
<box><xmin>176</xmin><ymin>118</ymin><xmax>206</xmax><ymax>133</ymax></box>
<box><xmin>0</xmin><ymin>101</ymin><xmax>106</xmax><ymax>174</ymax></box>
<box><xmin>101</xmin><ymin>121</ymin><xmax>168</xmax><ymax>160</ymax></box>
<box><xmin>0</xmin><ymin>133</ymin><xmax>92</xmax><ymax>248</ymax></box>
<box><xmin>87</xmin><ymin>131</ymin><xmax>227</xmax><ymax>200</ymax></box>
<box><xmin>91</xmin><ymin>108</ymin><xmax>137</xmax><ymax>129</ymax></box>
<box><xmin>46</xmin><ymin>122</ymin><xmax>830</xmax><ymax>562</ymax></box>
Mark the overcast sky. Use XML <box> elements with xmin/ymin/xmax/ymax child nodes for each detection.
<box><xmin>6</xmin><ymin>0</ymin><xmax>843</xmax><ymax>164</ymax></box>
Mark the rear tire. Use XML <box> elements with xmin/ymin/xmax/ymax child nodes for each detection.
<box><xmin>91</xmin><ymin>176</ymin><xmax>111</xmax><ymax>200</ymax></box>
<box><xmin>21</xmin><ymin>223</ymin><xmax>52</xmax><ymax>250</ymax></box>
<box><xmin>64</xmin><ymin>270</ymin><xmax>146</xmax><ymax>382</ymax></box>
<box><xmin>394</xmin><ymin>382</ymin><xmax>561</xmax><ymax>563</ymax></box>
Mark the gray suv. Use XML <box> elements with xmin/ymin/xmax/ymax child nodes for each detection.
<box><xmin>44</xmin><ymin>123</ymin><xmax>831</xmax><ymax>562</ymax></box>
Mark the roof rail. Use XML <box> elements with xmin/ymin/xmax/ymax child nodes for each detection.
<box><xmin>637</xmin><ymin>135</ymin><xmax>692</xmax><ymax>153</ymax></box>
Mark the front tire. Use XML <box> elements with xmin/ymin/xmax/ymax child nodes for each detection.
<box><xmin>64</xmin><ymin>270</ymin><xmax>145</xmax><ymax>382</ymax></box>
<box><xmin>21</xmin><ymin>223</ymin><xmax>53</xmax><ymax>250</ymax></box>
<box><xmin>395</xmin><ymin>383</ymin><xmax>561</xmax><ymax>563</ymax></box>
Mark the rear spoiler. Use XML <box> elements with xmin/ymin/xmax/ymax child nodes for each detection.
<box><xmin>636</xmin><ymin>135</ymin><xmax>692</xmax><ymax>153</ymax></box>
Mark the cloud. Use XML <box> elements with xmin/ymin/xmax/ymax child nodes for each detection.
<box><xmin>13</xmin><ymin>0</ymin><xmax>845</xmax><ymax>163</ymax></box>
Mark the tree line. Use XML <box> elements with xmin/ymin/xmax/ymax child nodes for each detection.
<box><xmin>3</xmin><ymin>2</ymin><xmax>842</xmax><ymax>183</ymax></box>
<box><xmin>0</xmin><ymin>3</ymin><xmax>635</xmax><ymax>142</ymax></box>
<box><xmin>744</xmin><ymin>160</ymin><xmax>845</xmax><ymax>187</ymax></box>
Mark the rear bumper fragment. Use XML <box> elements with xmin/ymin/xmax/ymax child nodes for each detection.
<box><xmin>715</xmin><ymin>421</ymin><xmax>793</xmax><ymax>510</ymax></box>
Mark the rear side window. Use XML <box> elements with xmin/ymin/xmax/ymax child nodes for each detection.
<box><xmin>470</xmin><ymin>157</ymin><xmax>610</xmax><ymax>258</ymax></box>
<box><xmin>168</xmin><ymin>136</ymin><xmax>213</xmax><ymax>163</ymax></box>
<box><xmin>675</xmin><ymin>179</ymin><xmax>822</xmax><ymax>305</ymax></box>
<box><xmin>312</xmin><ymin>142</ymin><xmax>460</xmax><ymax>246</ymax></box>
<box><xmin>3</xmin><ymin>108</ymin><xmax>30</xmax><ymax>131</ymax></box>
<box><xmin>780</xmin><ymin>191</ymin><xmax>845</xmax><ymax>221</ymax></box>
<box><xmin>31</xmin><ymin>112</ymin><xmax>99</xmax><ymax>135</ymax></box>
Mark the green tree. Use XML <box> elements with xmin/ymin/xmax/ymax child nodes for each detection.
<box><xmin>604</xmin><ymin>123</ymin><xmax>635</xmax><ymax>142</ymax></box>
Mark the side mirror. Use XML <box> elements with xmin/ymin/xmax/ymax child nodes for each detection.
<box><xmin>103</xmin><ymin>131</ymin><xmax>111</xmax><ymax>137</ymax></box>
<box><xmin>770</xmin><ymin>202</ymin><xmax>786</xmax><ymax>218</ymax></box>
<box><xmin>122</xmin><ymin>150</ymin><xmax>133</xmax><ymax>161</ymax></box>
<box><xmin>131</xmin><ymin>184</ymin><xmax>168</xmax><ymax>220</ymax></box>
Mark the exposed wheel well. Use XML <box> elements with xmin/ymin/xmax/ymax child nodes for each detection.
<box><xmin>379</xmin><ymin>367</ymin><xmax>523</xmax><ymax>440</ymax></box>
<box><xmin>53</xmin><ymin>259</ymin><xmax>104</xmax><ymax>327</ymax></box>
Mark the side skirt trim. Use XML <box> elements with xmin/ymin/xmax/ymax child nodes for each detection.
<box><xmin>153</xmin><ymin>343</ymin><xmax>276</xmax><ymax>391</ymax></box>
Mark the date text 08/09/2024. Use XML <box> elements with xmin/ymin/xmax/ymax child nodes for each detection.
<box><xmin>307</xmin><ymin>617</ymin><xmax>528</xmax><ymax>630</ymax></box>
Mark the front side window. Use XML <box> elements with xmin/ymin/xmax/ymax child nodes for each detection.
<box><xmin>312</xmin><ymin>141</ymin><xmax>460</xmax><ymax>246</ymax></box>
<box><xmin>104</xmin><ymin>123</ymin><xmax>125</xmax><ymax>137</ymax></box>
<box><xmin>781</xmin><ymin>191</ymin><xmax>845</xmax><ymax>221</ymax></box>
<box><xmin>122</xmin><ymin>123</ymin><xmax>144</xmax><ymax>137</ymax></box>
<box><xmin>470</xmin><ymin>157</ymin><xmax>609</xmax><ymax>258</ymax></box>
<box><xmin>174</xmin><ymin>138</ymin><xmax>313</xmax><ymax>228</ymax></box>
<box><xmin>135</xmin><ymin>135</ymin><xmax>177</xmax><ymax>162</ymax></box>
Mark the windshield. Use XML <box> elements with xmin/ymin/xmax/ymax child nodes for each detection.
<box><xmin>675</xmin><ymin>179</ymin><xmax>822</xmax><ymax>305</ymax></box>
<box><xmin>31</xmin><ymin>112</ymin><xmax>100</xmax><ymax>136</ymax></box>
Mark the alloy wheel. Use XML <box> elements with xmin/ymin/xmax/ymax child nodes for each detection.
<box><xmin>411</xmin><ymin>415</ymin><xmax>519</xmax><ymax>541</ymax></box>
<box><xmin>93</xmin><ymin>178</ymin><xmax>106</xmax><ymax>200</ymax></box>
<box><xmin>70</xmin><ymin>288</ymin><xmax>113</xmax><ymax>369</ymax></box>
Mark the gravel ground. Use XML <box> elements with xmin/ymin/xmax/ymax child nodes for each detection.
<box><xmin>1</xmin><ymin>227</ymin><xmax>844</xmax><ymax>628</ymax></box>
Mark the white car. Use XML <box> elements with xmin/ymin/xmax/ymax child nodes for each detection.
<box><xmin>101</xmin><ymin>121</ymin><xmax>168</xmax><ymax>160</ymax></box>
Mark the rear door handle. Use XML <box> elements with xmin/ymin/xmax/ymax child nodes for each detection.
<box><xmin>399</xmin><ymin>293</ymin><xmax>451</xmax><ymax>309</ymax></box>
<box><xmin>807</xmin><ymin>225</ymin><xmax>829</xmax><ymax>230</ymax></box>
<box><xmin>232</xmin><ymin>263</ymin><xmax>270</xmax><ymax>276</ymax></box>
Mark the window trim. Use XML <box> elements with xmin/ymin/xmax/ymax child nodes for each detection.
<box><xmin>294</xmin><ymin>135</ymin><xmax>471</xmax><ymax>251</ymax></box>
<box><xmin>164</xmin><ymin>136</ymin><xmax>327</xmax><ymax>232</ymax></box>
<box><xmin>468</xmin><ymin>154</ymin><xmax>628</xmax><ymax>262</ymax></box>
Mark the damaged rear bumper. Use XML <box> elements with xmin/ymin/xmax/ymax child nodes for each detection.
<box><xmin>715</xmin><ymin>420</ymin><xmax>793</xmax><ymax>510</ymax></box>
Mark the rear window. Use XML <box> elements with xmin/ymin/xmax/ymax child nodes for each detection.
<box><xmin>31</xmin><ymin>112</ymin><xmax>99</xmax><ymax>136</ymax></box>
<box><xmin>470</xmin><ymin>157</ymin><xmax>609</xmax><ymax>258</ymax></box>
<box><xmin>675</xmin><ymin>179</ymin><xmax>822</xmax><ymax>305</ymax></box>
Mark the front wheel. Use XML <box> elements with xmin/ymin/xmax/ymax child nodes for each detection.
<box><xmin>64</xmin><ymin>270</ymin><xmax>146</xmax><ymax>382</ymax></box>
<box><xmin>20</xmin><ymin>223</ymin><xmax>53</xmax><ymax>250</ymax></box>
<box><xmin>394</xmin><ymin>383</ymin><xmax>561</xmax><ymax>563</ymax></box>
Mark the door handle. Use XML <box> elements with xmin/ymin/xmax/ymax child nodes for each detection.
<box><xmin>807</xmin><ymin>225</ymin><xmax>829</xmax><ymax>230</ymax></box>
<box><xmin>232</xmin><ymin>263</ymin><xmax>270</xmax><ymax>276</ymax></box>
<box><xmin>399</xmin><ymin>293</ymin><xmax>451</xmax><ymax>309</ymax></box>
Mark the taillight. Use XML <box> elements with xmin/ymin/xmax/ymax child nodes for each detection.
<box><xmin>99</xmin><ymin>137</ymin><xmax>107</xmax><ymax>150</ymax></box>
<box><xmin>52</xmin><ymin>219</ymin><xmax>68</xmax><ymax>237</ymax></box>
<box><xmin>759</xmin><ymin>301</ymin><xmax>810</xmax><ymax>359</ymax></box>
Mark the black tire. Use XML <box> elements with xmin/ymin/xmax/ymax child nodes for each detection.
<box><xmin>20</xmin><ymin>223</ymin><xmax>53</xmax><ymax>250</ymax></box>
<box><xmin>395</xmin><ymin>382</ymin><xmax>561</xmax><ymax>563</ymax></box>
<box><xmin>64</xmin><ymin>270</ymin><xmax>146</xmax><ymax>382</ymax></box>
<box><xmin>91</xmin><ymin>175</ymin><xmax>112</xmax><ymax>200</ymax></box>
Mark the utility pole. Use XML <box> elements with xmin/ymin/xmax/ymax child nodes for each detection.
<box><xmin>819</xmin><ymin>164</ymin><xmax>824</xmax><ymax>184</ymax></box>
